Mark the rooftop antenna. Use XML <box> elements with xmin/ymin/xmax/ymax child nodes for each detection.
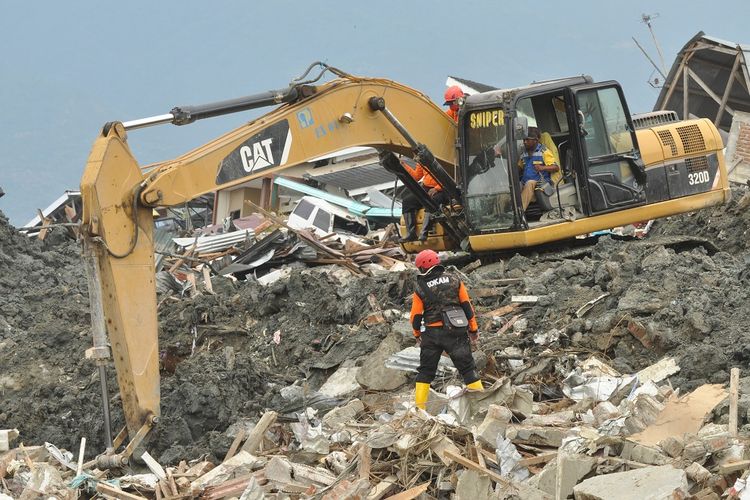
<box><xmin>643</xmin><ymin>14</ymin><xmax>668</xmax><ymax>75</ymax></box>
<box><xmin>633</xmin><ymin>13</ymin><xmax>668</xmax><ymax>88</ymax></box>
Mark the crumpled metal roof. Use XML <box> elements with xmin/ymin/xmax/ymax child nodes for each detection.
<box><xmin>655</xmin><ymin>31</ymin><xmax>750</xmax><ymax>132</ymax></box>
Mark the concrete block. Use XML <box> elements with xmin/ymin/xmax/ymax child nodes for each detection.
<box><xmin>0</xmin><ymin>429</ymin><xmax>18</xmax><ymax>452</ymax></box>
<box><xmin>455</xmin><ymin>470</ymin><xmax>492</xmax><ymax>500</ymax></box>
<box><xmin>682</xmin><ymin>439</ymin><xmax>708</xmax><ymax>464</ymax></box>
<box><xmin>684</xmin><ymin>462</ymin><xmax>712</xmax><ymax>484</ymax></box>
<box><xmin>318</xmin><ymin>360</ymin><xmax>361</xmax><ymax>398</ymax></box>
<box><xmin>356</xmin><ymin>333</ymin><xmax>407</xmax><ymax>391</ymax></box>
<box><xmin>322</xmin><ymin>399</ymin><xmax>364</xmax><ymax>429</ymax></box>
<box><xmin>658</xmin><ymin>436</ymin><xmax>684</xmax><ymax>458</ymax></box>
<box><xmin>573</xmin><ymin>465</ymin><xmax>688</xmax><ymax>500</ymax></box>
<box><xmin>620</xmin><ymin>441</ymin><xmax>667</xmax><ymax>466</ymax></box>
<box><xmin>476</xmin><ymin>404</ymin><xmax>512</xmax><ymax>447</ymax></box>
<box><xmin>555</xmin><ymin>454</ymin><xmax>598</xmax><ymax>499</ymax></box>
<box><xmin>497</xmin><ymin>482</ymin><xmax>553</xmax><ymax>499</ymax></box>
<box><xmin>506</xmin><ymin>425</ymin><xmax>566</xmax><ymax>447</ymax></box>
<box><xmin>535</xmin><ymin>459</ymin><xmax>558</xmax><ymax>496</ymax></box>
<box><xmin>592</xmin><ymin>402</ymin><xmax>620</xmax><ymax>425</ymax></box>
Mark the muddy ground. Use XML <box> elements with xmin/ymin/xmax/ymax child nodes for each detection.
<box><xmin>1</xmin><ymin>185</ymin><xmax>748</xmax><ymax>465</ymax></box>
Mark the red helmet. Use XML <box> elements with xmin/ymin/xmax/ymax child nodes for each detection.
<box><xmin>443</xmin><ymin>85</ymin><xmax>464</xmax><ymax>105</ymax></box>
<box><xmin>415</xmin><ymin>249</ymin><xmax>440</xmax><ymax>271</ymax></box>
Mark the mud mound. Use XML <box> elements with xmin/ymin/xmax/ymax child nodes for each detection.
<box><xmin>2</xmin><ymin>185</ymin><xmax>749</xmax><ymax>464</ymax></box>
<box><xmin>650</xmin><ymin>185</ymin><xmax>750</xmax><ymax>254</ymax></box>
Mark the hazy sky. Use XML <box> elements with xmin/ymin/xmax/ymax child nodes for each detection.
<box><xmin>1</xmin><ymin>0</ymin><xmax>748</xmax><ymax>225</ymax></box>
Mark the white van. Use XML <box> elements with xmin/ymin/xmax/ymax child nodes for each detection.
<box><xmin>287</xmin><ymin>196</ymin><xmax>369</xmax><ymax>239</ymax></box>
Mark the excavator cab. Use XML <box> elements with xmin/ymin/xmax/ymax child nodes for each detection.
<box><xmin>453</xmin><ymin>76</ymin><xmax>728</xmax><ymax>252</ymax></box>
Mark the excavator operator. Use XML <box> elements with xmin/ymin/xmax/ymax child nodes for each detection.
<box><xmin>397</xmin><ymin>86</ymin><xmax>465</xmax><ymax>243</ymax></box>
<box><xmin>410</xmin><ymin>249</ymin><xmax>483</xmax><ymax>411</ymax></box>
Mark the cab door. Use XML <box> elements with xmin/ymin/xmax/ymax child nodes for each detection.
<box><xmin>565</xmin><ymin>83</ymin><xmax>647</xmax><ymax>215</ymax></box>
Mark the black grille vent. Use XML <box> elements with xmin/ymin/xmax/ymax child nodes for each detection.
<box><xmin>676</xmin><ymin>124</ymin><xmax>705</xmax><ymax>154</ymax></box>
<box><xmin>658</xmin><ymin>130</ymin><xmax>678</xmax><ymax>156</ymax></box>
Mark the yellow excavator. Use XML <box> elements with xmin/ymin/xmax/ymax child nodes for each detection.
<box><xmin>79</xmin><ymin>63</ymin><xmax>729</xmax><ymax>465</ymax></box>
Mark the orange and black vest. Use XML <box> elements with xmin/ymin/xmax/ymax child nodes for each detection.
<box><xmin>415</xmin><ymin>266</ymin><xmax>462</xmax><ymax>324</ymax></box>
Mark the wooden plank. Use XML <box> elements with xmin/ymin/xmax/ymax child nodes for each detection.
<box><xmin>383</xmin><ymin>482</ymin><xmax>429</xmax><ymax>500</ymax></box>
<box><xmin>471</xmin><ymin>287</ymin><xmax>503</xmax><ymax>299</ymax></box>
<box><xmin>730</xmin><ymin>367</ymin><xmax>740</xmax><ymax>437</ymax></box>
<box><xmin>443</xmin><ymin>449</ymin><xmax>510</xmax><ymax>486</ymax></box>
<box><xmin>96</xmin><ymin>482</ymin><xmax>148</xmax><ymax>500</ymax></box>
<box><xmin>201</xmin><ymin>266</ymin><xmax>214</xmax><ymax>294</ymax></box>
<box><xmin>358</xmin><ymin>443</ymin><xmax>371</xmax><ymax>481</ymax></box>
<box><xmin>518</xmin><ymin>452</ymin><xmax>557</xmax><ymax>467</ymax></box>
<box><xmin>498</xmin><ymin>315</ymin><xmax>522</xmax><ymax>335</ymax></box>
<box><xmin>719</xmin><ymin>459</ymin><xmax>750</xmax><ymax>475</ymax></box>
<box><xmin>201</xmin><ymin>473</ymin><xmax>267</xmax><ymax>500</ymax></box>
<box><xmin>223</xmin><ymin>427</ymin><xmax>247</xmax><ymax>463</ymax></box>
<box><xmin>36</xmin><ymin>209</ymin><xmax>51</xmax><ymax>241</ymax></box>
<box><xmin>511</xmin><ymin>295</ymin><xmax>538</xmax><ymax>303</ymax></box>
<box><xmin>168</xmin><ymin>244</ymin><xmax>194</xmax><ymax>273</ymax></box>
<box><xmin>482</xmin><ymin>303</ymin><xmax>520</xmax><ymax>318</ymax></box>
<box><xmin>240</xmin><ymin>411</ymin><xmax>277</xmax><ymax>454</ymax></box>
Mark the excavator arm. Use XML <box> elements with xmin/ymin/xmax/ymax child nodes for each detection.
<box><xmin>80</xmin><ymin>68</ymin><xmax>457</xmax><ymax>452</ymax></box>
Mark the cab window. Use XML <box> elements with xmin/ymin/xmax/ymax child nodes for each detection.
<box><xmin>578</xmin><ymin>87</ymin><xmax>634</xmax><ymax>157</ymax></box>
<box><xmin>463</xmin><ymin>108</ymin><xmax>514</xmax><ymax>231</ymax></box>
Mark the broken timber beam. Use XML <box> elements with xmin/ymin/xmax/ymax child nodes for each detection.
<box><xmin>383</xmin><ymin>482</ymin><xmax>429</xmax><ymax>500</ymax></box>
<box><xmin>240</xmin><ymin>411</ymin><xmax>277</xmax><ymax>454</ymax></box>
<box><xmin>443</xmin><ymin>450</ymin><xmax>510</xmax><ymax>486</ymax></box>
<box><xmin>96</xmin><ymin>482</ymin><xmax>148</xmax><ymax>500</ymax></box>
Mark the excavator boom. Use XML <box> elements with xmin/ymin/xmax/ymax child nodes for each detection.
<box><xmin>80</xmin><ymin>70</ymin><xmax>457</xmax><ymax>442</ymax></box>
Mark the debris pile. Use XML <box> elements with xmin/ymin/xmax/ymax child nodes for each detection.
<box><xmin>2</xmin><ymin>186</ymin><xmax>750</xmax><ymax>498</ymax></box>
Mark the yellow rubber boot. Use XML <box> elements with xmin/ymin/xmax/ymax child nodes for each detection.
<box><xmin>466</xmin><ymin>380</ymin><xmax>484</xmax><ymax>391</ymax></box>
<box><xmin>415</xmin><ymin>382</ymin><xmax>430</xmax><ymax>410</ymax></box>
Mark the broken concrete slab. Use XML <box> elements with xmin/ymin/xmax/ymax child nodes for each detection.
<box><xmin>619</xmin><ymin>441</ymin><xmax>668</xmax><ymax>466</ymax></box>
<box><xmin>356</xmin><ymin>333</ymin><xmax>408</xmax><ymax>391</ymax></box>
<box><xmin>455</xmin><ymin>469</ymin><xmax>493</xmax><ymax>500</ymax></box>
<box><xmin>318</xmin><ymin>360</ymin><xmax>361</xmax><ymax>398</ymax></box>
<box><xmin>555</xmin><ymin>454</ymin><xmax>598</xmax><ymax>499</ymax></box>
<box><xmin>685</xmin><ymin>461</ymin><xmax>712</xmax><ymax>483</ymax></box>
<box><xmin>476</xmin><ymin>404</ymin><xmax>513</xmax><ymax>447</ymax></box>
<box><xmin>505</xmin><ymin>424</ymin><xmax>567</xmax><ymax>448</ymax></box>
<box><xmin>322</xmin><ymin>399</ymin><xmax>364</xmax><ymax>429</ymax></box>
<box><xmin>190</xmin><ymin>451</ymin><xmax>265</xmax><ymax>492</ymax></box>
<box><xmin>573</xmin><ymin>465</ymin><xmax>688</xmax><ymax>500</ymax></box>
<box><xmin>0</xmin><ymin>430</ymin><xmax>18</xmax><ymax>452</ymax></box>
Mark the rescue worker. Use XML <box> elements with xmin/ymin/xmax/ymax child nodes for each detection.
<box><xmin>398</xmin><ymin>159</ymin><xmax>446</xmax><ymax>242</ymax></box>
<box><xmin>410</xmin><ymin>249</ymin><xmax>482</xmax><ymax>410</ymax></box>
<box><xmin>518</xmin><ymin>126</ymin><xmax>559</xmax><ymax>211</ymax></box>
<box><xmin>443</xmin><ymin>85</ymin><xmax>465</xmax><ymax>123</ymax></box>
<box><xmin>397</xmin><ymin>86</ymin><xmax>464</xmax><ymax>242</ymax></box>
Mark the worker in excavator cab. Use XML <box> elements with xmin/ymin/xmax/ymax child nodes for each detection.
<box><xmin>410</xmin><ymin>250</ymin><xmax>483</xmax><ymax>411</ymax></box>
<box><xmin>443</xmin><ymin>85</ymin><xmax>465</xmax><ymax>123</ymax></box>
<box><xmin>397</xmin><ymin>85</ymin><xmax>465</xmax><ymax>242</ymax></box>
<box><xmin>518</xmin><ymin>126</ymin><xmax>560</xmax><ymax>211</ymax></box>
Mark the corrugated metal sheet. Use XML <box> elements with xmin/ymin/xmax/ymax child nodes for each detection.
<box><xmin>307</xmin><ymin>162</ymin><xmax>399</xmax><ymax>193</ymax></box>
<box><xmin>153</xmin><ymin>228</ymin><xmax>178</xmax><ymax>272</ymax></box>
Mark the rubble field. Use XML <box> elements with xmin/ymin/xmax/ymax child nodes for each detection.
<box><xmin>1</xmin><ymin>185</ymin><xmax>750</xmax><ymax>499</ymax></box>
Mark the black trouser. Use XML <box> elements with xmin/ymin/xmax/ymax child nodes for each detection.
<box><xmin>402</xmin><ymin>189</ymin><xmax>449</xmax><ymax>213</ymax></box>
<box><xmin>416</xmin><ymin>326</ymin><xmax>478</xmax><ymax>385</ymax></box>
<box><xmin>401</xmin><ymin>189</ymin><xmax>424</xmax><ymax>212</ymax></box>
